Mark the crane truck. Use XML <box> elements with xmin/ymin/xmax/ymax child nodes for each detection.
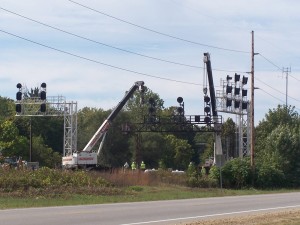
<box><xmin>62</xmin><ymin>81</ymin><xmax>145</xmax><ymax>169</ymax></box>
<box><xmin>203</xmin><ymin>53</ymin><xmax>223</xmax><ymax>163</ymax></box>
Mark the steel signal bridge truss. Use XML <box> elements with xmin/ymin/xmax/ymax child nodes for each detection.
<box><xmin>15</xmin><ymin>91</ymin><xmax>77</xmax><ymax>158</ymax></box>
<box><xmin>123</xmin><ymin>114</ymin><xmax>222</xmax><ymax>133</ymax></box>
<box><xmin>216</xmin><ymin>74</ymin><xmax>250</xmax><ymax>157</ymax></box>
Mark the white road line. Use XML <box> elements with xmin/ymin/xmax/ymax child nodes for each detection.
<box><xmin>119</xmin><ymin>204</ymin><xmax>300</xmax><ymax>225</ymax></box>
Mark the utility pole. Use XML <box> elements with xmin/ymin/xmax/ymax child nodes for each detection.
<box><xmin>29</xmin><ymin>117</ymin><xmax>32</xmax><ymax>162</ymax></box>
<box><xmin>282</xmin><ymin>67</ymin><xmax>291</xmax><ymax>107</ymax></box>
<box><xmin>250</xmin><ymin>31</ymin><xmax>257</xmax><ymax>169</ymax></box>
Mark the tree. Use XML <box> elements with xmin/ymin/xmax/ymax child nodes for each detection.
<box><xmin>162</xmin><ymin>134</ymin><xmax>193</xmax><ymax>170</ymax></box>
<box><xmin>0</xmin><ymin>120</ymin><xmax>28</xmax><ymax>158</ymax></box>
<box><xmin>255</xmin><ymin>105</ymin><xmax>300</xmax><ymax>187</ymax></box>
<box><xmin>31</xmin><ymin>136</ymin><xmax>61</xmax><ymax>168</ymax></box>
<box><xmin>77</xmin><ymin>107</ymin><xmax>108</xmax><ymax>150</ymax></box>
<box><xmin>0</xmin><ymin>96</ymin><xmax>15</xmax><ymax>122</ymax></box>
<box><xmin>222</xmin><ymin>118</ymin><xmax>237</xmax><ymax>158</ymax></box>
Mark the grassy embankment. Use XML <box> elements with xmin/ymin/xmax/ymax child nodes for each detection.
<box><xmin>0</xmin><ymin>167</ymin><xmax>296</xmax><ymax>209</ymax></box>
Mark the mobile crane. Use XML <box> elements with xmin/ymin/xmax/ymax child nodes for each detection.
<box><xmin>62</xmin><ymin>81</ymin><xmax>145</xmax><ymax>169</ymax></box>
<box><xmin>203</xmin><ymin>53</ymin><xmax>223</xmax><ymax>162</ymax></box>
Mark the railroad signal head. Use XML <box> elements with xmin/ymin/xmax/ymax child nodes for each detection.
<box><xmin>177</xmin><ymin>97</ymin><xmax>183</xmax><ymax>104</ymax></box>
<box><xmin>226</xmin><ymin>85</ymin><xmax>233</xmax><ymax>94</ymax></box>
<box><xmin>242</xmin><ymin>76</ymin><xmax>248</xmax><ymax>85</ymax></box>
<box><xmin>16</xmin><ymin>104</ymin><xmax>21</xmax><ymax>113</ymax></box>
<box><xmin>235</xmin><ymin>73</ymin><xmax>240</xmax><ymax>82</ymax></box>
<box><xmin>16</xmin><ymin>83</ymin><xmax>22</xmax><ymax>89</ymax></box>
<box><xmin>40</xmin><ymin>103</ymin><xmax>46</xmax><ymax>112</ymax></box>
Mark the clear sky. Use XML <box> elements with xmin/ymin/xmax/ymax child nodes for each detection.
<box><xmin>0</xmin><ymin>0</ymin><xmax>299</xmax><ymax>125</ymax></box>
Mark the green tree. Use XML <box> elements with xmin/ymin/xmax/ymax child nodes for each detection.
<box><xmin>31</xmin><ymin>136</ymin><xmax>61</xmax><ymax>168</ymax></box>
<box><xmin>0</xmin><ymin>96</ymin><xmax>15</xmax><ymax>121</ymax></box>
<box><xmin>222</xmin><ymin>118</ymin><xmax>237</xmax><ymax>158</ymax></box>
<box><xmin>255</xmin><ymin>105</ymin><xmax>300</xmax><ymax>187</ymax></box>
<box><xmin>129</xmin><ymin>132</ymin><xmax>165</xmax><ymax>169</ymax></box>
<box><xmin>163</xmin><ymin>134</ymin><xmax>193</xmax><ymax>170</ymax></box>
<box><xmin>0</xmin><ymin>120</ymin><xmax>28</xmax><ymax>158</ymax></box>
<box><xmin>77</xmin><ymin>107</ymin><xmax>107</xmax><ymax>150</ymax></box>
<box><xmin>221</xmin><ymin>157</ymin><xmax>252</xmax><ymax>188</ymax></box>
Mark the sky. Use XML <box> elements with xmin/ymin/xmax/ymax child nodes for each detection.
<box><xmin>0</xmin><ymin>0</ymin><xmax>299</xmax><ymax>126</ymax></box>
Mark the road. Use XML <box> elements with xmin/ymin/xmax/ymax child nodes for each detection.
<box><xmin>1</xmin><ymin>192</ymin><xmax>300</xmax><ymax>225</ymax></box>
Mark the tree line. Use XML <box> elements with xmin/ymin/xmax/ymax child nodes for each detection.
<box><xmin>0</xmin><ymin>87</ymin><xmax>299</xmax><ymax>188</ymax></box>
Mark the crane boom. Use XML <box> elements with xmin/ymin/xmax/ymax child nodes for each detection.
<box><xmin>203</xmin><ymin>53</ymin><xmax>223</xmax><ymax>158</ymax></box>
<box><xmin>62</xmin><ymin>81</ymin><xmax>145</xmax><ymax>169</ymax></box>
<box><xmin>82</xmin><ymin>81</ymin><xmax>144</xmax><ymax>152</ymax></box>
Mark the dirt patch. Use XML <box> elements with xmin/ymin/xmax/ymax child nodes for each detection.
<box><xmin>183</xmin><ymin>209</ymin><xmax>300</xmax><ymax>225</ymax></box>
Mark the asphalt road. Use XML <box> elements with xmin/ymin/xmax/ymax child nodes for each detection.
<box><xmin>1</xmin><ymin>192</ymin><xmax>300</xmax><ymax>225</ymax></box>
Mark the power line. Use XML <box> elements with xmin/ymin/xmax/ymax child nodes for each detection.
<box><xmin>67</xmin><ymin>0</ymin><xmax>250</xmax><ymax>54</ymax></box>
<box><xmin>0</xmin><ymin>7</ymin><xmax>247</xmax><ymax>74</ymax></box>
<box><xmin>259</xmin><ymin>88</ymin><xmax>300</xmax><ymax>111</ymax></box>
<box><xmin>290</xmin><ymin>74</ymin><xmax>300</xmax><ymax>82</ymax></box>
<box><xmin>255</xmin><ymin>77</ymin><xmax>300</xmax><ymax>103</ymax></box>
<box><xmin>258</xmin><ymin>88</ymin><xmax>285</xmax><ymax>104</ymax></box>
<box><xmin>258</xmin><ymin>53</ymin><xmax>282</xmax><ymax>71</ymax></box>
<box><xmin>0</xmin><ymin>29</ymin><xmax>203</xmax><ymax>86</ymax></box>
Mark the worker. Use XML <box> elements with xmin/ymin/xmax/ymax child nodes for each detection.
<box><xmin>123</xmin><ymin>162</ymin><xmax>129</xmax><ymax>173</ymax></box>
<box><xmin>140</xmin><ymin>161</ymin><xmax>146</xmax><ymax>171</ymax></box>
<box><xmin>131</xmin><ymin>161</ymin><xmax>136</xmax><ymax>171</ymax></box>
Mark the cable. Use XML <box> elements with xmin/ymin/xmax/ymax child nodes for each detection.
<box><xmin>0</xmin><ymin>29</ymin><xmax>202</xmax><ymax>86</ymax></box>
<box><xmin>0</xmin><ymin>7</ymin><xmax>248</xmax><ymax>74</ymax></box>
<box><xmin>258</xmin><ymin>89</ymin><xmax>285</xmax><ymax>104</ymax></box>
<box><xmin>67</xmin><ymin>0</ymin><xmax>250</xmax><ymax>54</ymax></box>
<box><xmin>290</xmin><ymin>74</ymin><xmax>300</xmax><ymax>82</ymax></box>
<box><xmin>255</xmin><ymin>77</ymin><xmax>300</xmax><ymax>103</ymax></box>
<box><xmin>258</xmin><ymin>53</ymin><xmax>282</xmax><ymax>71</ymax></box>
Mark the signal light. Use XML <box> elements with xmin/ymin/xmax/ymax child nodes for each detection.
<box><xmin>16</xmin><ymin>104</ymin><xmax>21</xmax><ymax>113</ymax></box>
<box><xmin>235</xmin><ymin>73</ymin><xmax>240</xmax><ymax>82</ymax></box>
<box><xmin>204</xmin><ymin>106</ymin><xmax>210</xmax><ymax>113</ymax></box>
<box><xmin>40</xmin><ymin>103</ymin><xmax>46</xmax><ymax>112</ymax></box>
<box><xmin>226</xmin><ymin>99</ymin><xmax>232</xmax><ymax>107</ymax></box>
<box><xmin>41</xmin><ymin>82</ymin><xmax>47</xmax><ymax>88</ymax></box>
<box><xmin>234</xmin><ymin>87</ymin><xmax>240</xmax><ymax>95</ymax></box>
<box><xmin>234</xmin><ymin>100</ymin><xmax>240</xmax><ymax>108</ymax></box>
<box><xmin>226</xmin><ymin>75</ymin><xmax>232</xmax><ymax>81</ymax></box>
<box><xmin>177</xmin><ymin>106</ymin><xmax>184</xmax><ymax>114</ymax></box>
<box><xmin>226</xmin><ymin>85</ymin><xmax>232</xmax><ymax>94</ymax></box>
<box><xmin>40</xmin><ymin>91</ymin><xmax>46</xmax><ymax>100</ymax></box>
<box><xmin>16</xmin><ymin>91</ymin><xmax>22</xmax><ymax>101</ymax></box>
<box><xmin>204</xmin><ymin>116</ymin><xmax>211</xmax><ymax>124</ymax></box>
<box><xmin>242</xmin><ymin>76</ymin><xmax>248</xmax><ymax>85</ymax></box>
<box><xmin>177</xmin><ymin>97</ymin><xmax>183</xmax><ymax>104</ymax></box>
<box><xmin>195</xmin><ymin>115</ymin><xmax>200</xmax><ymax>122</ymax></box>
<box><xmin>204</xmin><ymin>96</ymin><xmax>210</xmax><ymax>103</ymax></box>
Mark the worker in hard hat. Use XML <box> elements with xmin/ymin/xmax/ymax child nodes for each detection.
<box><xmin>140</xmin><ymin>161</ymin><xmax>146</xmax><ymax>171</ymax></box>
<box><xmin>131</xmin><ymin>161</ymin><xmax>136</xmax><ymax>172</ymax></box>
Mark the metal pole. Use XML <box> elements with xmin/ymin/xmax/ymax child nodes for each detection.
<box><xmin>251</xmin><ymin>31</ymin><xmax>255</xmax><ymax>168</ymax></box>
<box><xmin>29</xmin><ymin>117</ymin><xmax>32</xmax><ymax>162</ymax></box>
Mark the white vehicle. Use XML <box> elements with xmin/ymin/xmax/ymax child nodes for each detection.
<box><xmin>62</xmin><ymin>81</ymin><xmax>145</xmax><ymax>169</ymax></box>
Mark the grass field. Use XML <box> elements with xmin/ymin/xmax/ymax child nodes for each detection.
<box><xmin>0</xmin><ymin>168</ymin><xmax>298</xmax><ymax>213</ymax></box>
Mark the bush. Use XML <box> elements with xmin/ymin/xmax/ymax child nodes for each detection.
<box><xmin>0</xmin><ymin>167</ymin><xmax>111</xmax><ymax>192</ymax></box>
<box><xmin>255</xmin><ymin>163</ymin><xmax>285</xmax><ymax>188</ymax></box>
<box><xmin>220</xmin><ymin>157</ymin><xmax>252</xmax><ymax>189</ymax></box>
